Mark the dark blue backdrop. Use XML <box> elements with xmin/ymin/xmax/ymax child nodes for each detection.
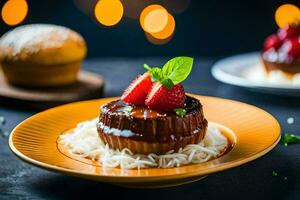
<box><xmin>0</xmin><ymin>0</ymin><xmax>299</xmax><ymax>57</ymax></box>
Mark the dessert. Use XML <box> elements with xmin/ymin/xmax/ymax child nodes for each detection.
<box><xmin>261</xmin><ymin>23</ymin><xmax>300</xmax><ymax>79</ymax></box>
<box><xmin>97</xmin><ymin>57</ymin><xmax>208</xmax><ymax>154</ymax></box>
<box><xmin>0</xmin><ymin>24</ymin><xmax>87</xmax><ymax>87</ymax></box>
<box><xmin>60</xmin><ymin>56</ymin><xmax>228</xmax><ymax>169</ymax></box>
<box><xmin>98</xmin><ymin>96</ymin><xmax>207</xmax><ymax>154</ymax></box>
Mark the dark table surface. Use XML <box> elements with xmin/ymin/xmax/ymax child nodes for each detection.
<box><xmin>0</xmin><ymin>57</ymin><xmax>299</xmax><ymax>200</ymax></box>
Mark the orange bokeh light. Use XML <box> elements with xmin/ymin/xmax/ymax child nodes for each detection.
<box><xmin>140</xmin><ymin>4</ymin><xmax>176</xmax><ymax>44</ymax></box>
<box><xmin>275</xmin><ymin>4</ymin><xmax>300</xmax><ymax>28</ymax></box>
<box><xmin>94</xmin><ymin>0</ymin><xmax>124</xmax><ymax>26</ymax></box>
<box><xmin>145</xmin><ymin>32</ymin><xmax>173</xmax><ymax>45</ymax></box>
<box><xmin>1</xmin><ymin>0</ymin><xmax>28</xmax><ymax>26</ymax></box>
<box><xmin>151</xmin><ymin>13</ymin><xmax>175</xmax><ymax>39</ymax></box>
<box><xmin>140</xmin><ymin>5</ymin><xmax>169</xmax><ymax>33</ymax></box>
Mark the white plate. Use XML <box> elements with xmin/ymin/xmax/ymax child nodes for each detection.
<box><xmin>211</xmin><ymin>52</ymin><xmax>300</xmax><ymax>96</ymax></box>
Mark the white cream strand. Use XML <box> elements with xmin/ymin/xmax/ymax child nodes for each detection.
<box><xmin>59</xmin><ymin>119</ymin><xmax>228</xmax><ymax>169</ymax></box>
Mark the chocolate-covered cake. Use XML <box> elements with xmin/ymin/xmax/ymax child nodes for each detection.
<box><xmin>97</xmin><ymin>56</ymin><xmax>208</xmax><ymax>154</ymax></box>
<box><xmin>261</xmin><ymin>24</ymin><xmax>300</xmax><ymax>76</ymax></box>
<box><xmin>97</xmin><ymin>96</ymin><xmax>207</xmax><ymax>154</ymax></box>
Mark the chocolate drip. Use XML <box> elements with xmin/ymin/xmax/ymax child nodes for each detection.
<box><xmin>97</xmin><ymin>96</ymin><xmax>207</xmax><ymax>143</ymax></box>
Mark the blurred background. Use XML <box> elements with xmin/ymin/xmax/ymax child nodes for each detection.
<box><xmin>0</xmin><ymin>0</ymin><xmax>299</xmax><ymax>58</ymax></box>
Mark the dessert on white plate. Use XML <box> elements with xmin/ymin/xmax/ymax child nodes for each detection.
<box><xmin>211</xmin><ymin>51</ymin><xmax>300</xmax><ymax>96</ymax></box>
<box><xmin>212</xmin><ymin>23</ymin><xmax>300</xmax><ymax>94</ymax></box>
<box><xmin>212</xmin><ymin>23</ymin><xmax>300</xmax><ymax>96</ymax></box>
<box><xmin>248</xmin><ymin>23</ymin><xmax>300</xmax><ymax>86</ymax></box>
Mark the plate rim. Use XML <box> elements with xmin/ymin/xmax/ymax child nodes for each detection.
<box><xmin>211</xmin><ymin>52</ymin><xmax>300</xmax><ymax>90</ymax></box>
<box><xmin>8</xmin><ymin>95</ymin><xmax>281</xmax><ymax>182</ymax></box>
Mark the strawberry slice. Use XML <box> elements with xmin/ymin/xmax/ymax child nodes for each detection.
<box><xmin>145</xmin><ymin>82</ymin><xmax>185</xmax><ymax>111</ymax></box>
<box><xmin>121</xmin><ymin>72</ymin><xmax>152</xmax><ymax>105</ymax></box>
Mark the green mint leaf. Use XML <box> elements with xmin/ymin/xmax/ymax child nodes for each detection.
<box><xmin>143</xmin><ymin>64</ymin><xmax>152</xmax><ymax>71</ymax></box>
<box><xmin>281</xmin><ymin>133</ymin><xmax>300</xmax><ymax>146</ymax></box>
<box><xmin>162</xmin><ymin>56</ymin><xmax>193</xmax><ymax>85</ymax></box>
<box><xmin>150</xmin><ymin>67</ymin><xmax>164</xmax><ymax>82</ymax></box>
<box><xmin>144</xmin><ymin>64</ymin><xmax>165</xmax><ymax>82</ymax></box>
<box><xmin>161</xmin><ymin>78</ymin><xmax>174</xmax><ymax>89</ymax></box>
<box><xmin>144</xmin><ymin>56</ymin><xmax>193</xmax><ymax>89</ymax></box>
<box><xmin>174</xmin><ymin>108</ymin><xmax>186</xmax><ymax>117</ymax></box>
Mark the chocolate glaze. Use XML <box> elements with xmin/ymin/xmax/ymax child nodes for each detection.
<box><xmin>261</xmin><ymin>52</ymin><xmax>300</xmax><ymax>74</ymax></box>
<box><xmin>97</xmin><ymin>96</ymin><xmax>207</xmax><ymax>143</ymax></box>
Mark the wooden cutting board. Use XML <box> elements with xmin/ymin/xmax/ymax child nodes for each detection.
<box><xmin>0</xmin><ymin>70</ymin><xmax>104</xmax><ymax>110</ymax></box>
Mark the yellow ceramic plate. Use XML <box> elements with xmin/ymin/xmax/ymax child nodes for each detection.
<box><xmin>9</xmin><ymin>95</ymin><xmax>281</xmax><ymax>188</ymax></box>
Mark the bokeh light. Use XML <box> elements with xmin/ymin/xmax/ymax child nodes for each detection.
<box><xmin>140</xmin><ymin>4</ymin><xmax>176</xmax><ymax>45</ymax></box>
<box><xmin>140</xmin><ymin>5</ymin><xmax>169</xmax><ymax>33</ymax></box>
<box><xmin>94</xmin><ymin>0</ymin><xmax>124</xmax><ymax>26</ymax></box>
<box><xmin>145</xmin><ymin>32</ymin><xmax>173</xmax><ymax>45</ymax></box>
<box><xmin>1</xmin><ymin>0</ymin><xmax>28</xmax><ymax>26</ymax></box>
<box><xmin>151</xmin><ymin>13</ymin><xmax>175</xmax><ymax>39</ymax></box>
<box><xmin>275</xmin><ymin>4</ymin><xmax>300</xmax><ymax>28</ymax></box>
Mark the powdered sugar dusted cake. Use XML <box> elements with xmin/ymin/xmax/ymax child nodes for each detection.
<box><xmin>0</xmin><ymin>24</ymin><xmax>86</xmax><ymax>63</ymax></box>
<box><xmin>0</xmin><ymin>24</ymin><xmax>87</xmax><ymax>87</ymax></box>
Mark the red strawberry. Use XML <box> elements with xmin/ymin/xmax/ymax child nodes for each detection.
<box><xmin>286</xmin><ymin>37</ymin><xmax>300</xmax><ymax>58</ymax></box>
<box><xmin>121</xmin><ymin>72</ymin><xmax>152</xmax><ymax>105</ymax></box>
<box><xmin>145</xmin><ymin>82</ymin><xmax>185</xmax><ymax>111</ymax></box>
<box><xmin>277</xmin><ymin>25</ymin><xmax>300</xmax><ymax>41</ymax></box>
<box><xmin>264</xmin><ymin>34</ymin><xmax>282</xmax><ymax>51</ymax></box>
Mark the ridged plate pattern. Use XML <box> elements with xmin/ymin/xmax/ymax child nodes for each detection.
<box><xmin>9</xmin><ymin>95</ymin><xmax>281</xmax><ymax>188</ymax></box>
